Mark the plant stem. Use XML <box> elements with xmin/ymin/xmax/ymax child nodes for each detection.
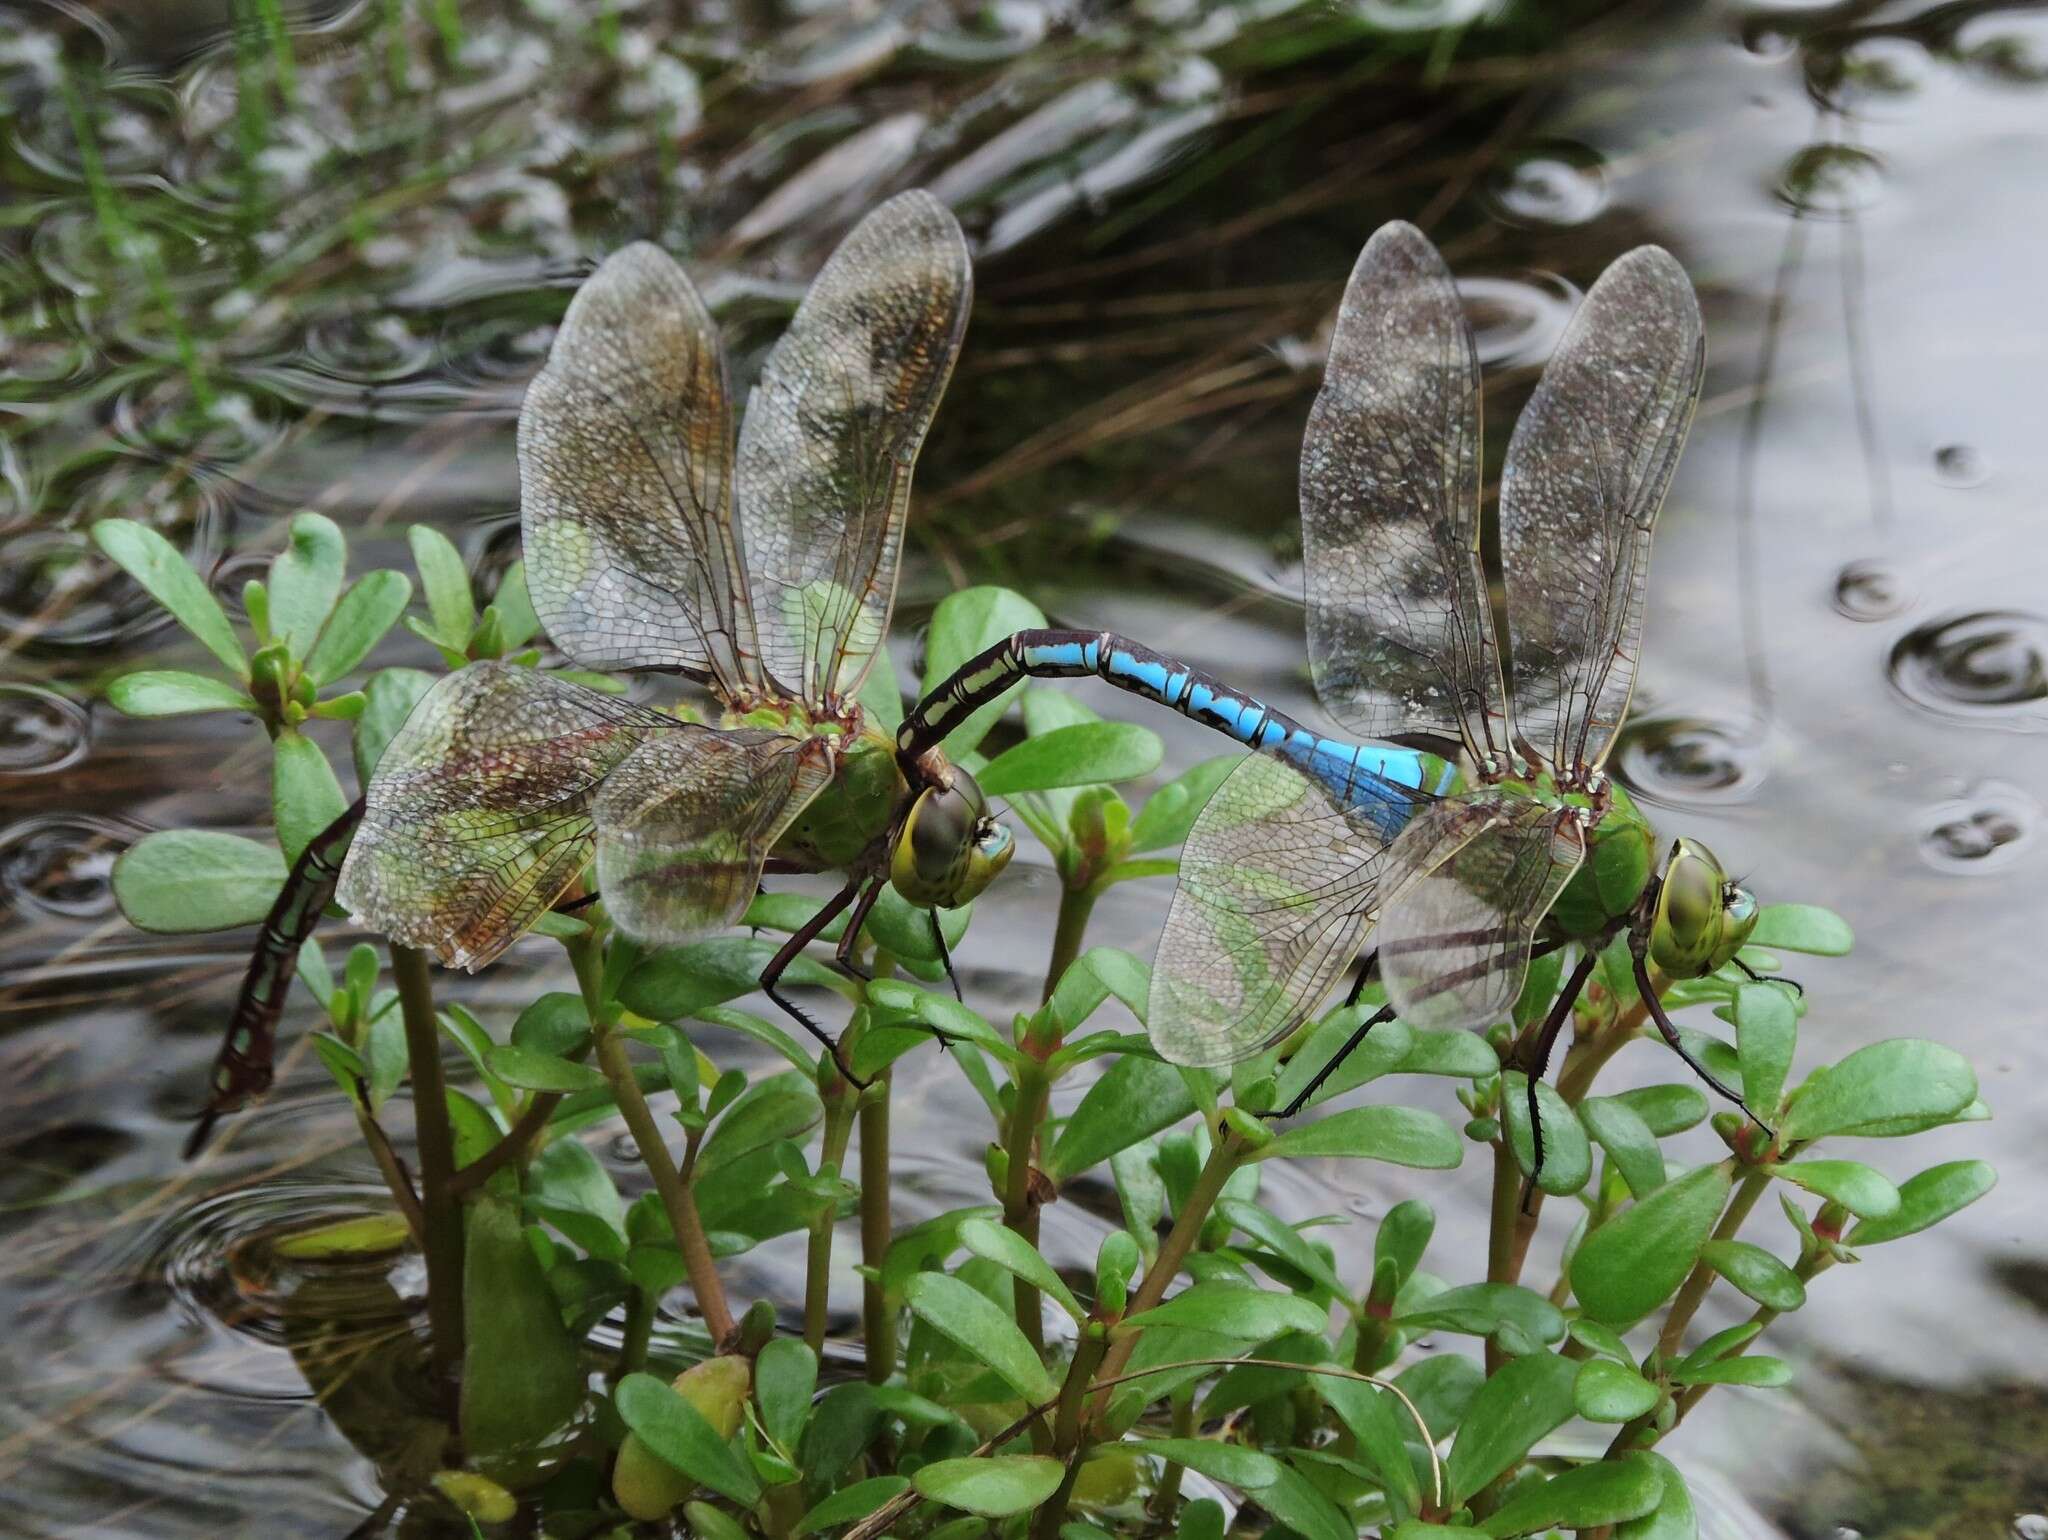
<box><xmin>1001</xmin><ymin>1062</ymin><xmax>1052</xmax><ymax>1353</ymax></box>
<box><xmin>1030</xmin><ymin>1457</ymin><xmax>1086</xmax><ymax>1540</ymax></box>
<box><xmin>391</xmin><ymin>945</ymin><xmax>464</xmax><ymax>1390</ymax></box>
<box><xmin>804</xmin><ymin>1075</ymin><xmax>858</xmax><ymax>1355</ymax></box>
<box><xmin>595</xmin><ymin>1024</ymin><xmax>736</xmax><ymax>1346</ymax></box>
<box><xmin>615</xmin><ymin>1283</ymin><xmax>653</xmax><ymax>1382</ymax></box>
<box><xmin>351</xmin><ymin>1102</ymin><xmax>424</xmax><ymax>1243</ymax></box>
<box><xmin>447</xmin><ymin>1090</ymin><xmax>562</xmax><ymax>1196</ymax></box>
<box><xmin>1042</xmin><ymin>882</ymin><xmax>1099</xmax><ymax>1003</ymax></box>
<box><xmin>860</xmin><ymin>1071</ymin><xmax>896</xmax><ymax>1384</ymax></box>
<box><xmin>1149</xmin><ymin>1387</ymin><xmax>1195</xmax><ymax>1519</ymax></box>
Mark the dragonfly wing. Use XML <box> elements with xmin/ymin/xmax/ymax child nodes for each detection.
<box><xmin>1500</xmin><ymin>245</ymin><xmax>1704</xmax><ymax>777</ymax></box>
<box><xmin>1149</xmin><ymin>753</ymin><xmax>1417</xmax><ymax>1068</ymax></box>
<box><xmin>593</xmin><ymin>729</ymin><xmax>834</xmax><ymax>945</ymax></box>
<box><xmin>736</xmin><ymin>189</ymin><xmax>970</xmax><ymax>711</ymax></box>
<box><xmin>1302</xmin><ymin>221</ymin><xmax>1505</xmax><ymax>761</ymax></box>
<box><xmin>519</xmin><ymin>242</ymin><xmax>762</xmax><ymax>691</ymax></box>
<box><xmin>337</xmin><ymin>662</ymin><xmax>674</xmax><ymax>969</ymax></box>
<box><xmin>1376</xmin><ymin>793</ymin><xmax>1587</xmax><ymax>1033</ymax></box>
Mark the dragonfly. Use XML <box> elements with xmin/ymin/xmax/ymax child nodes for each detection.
<box><xmin>898</xmin><ymin>221</ymin><xmax>1770</xmax><ymax>1166</ymax></box>
<box><xmin>191</xmin><ymin>190</ymin><xmax>1013</xmax><ymax>1144</ymax></box>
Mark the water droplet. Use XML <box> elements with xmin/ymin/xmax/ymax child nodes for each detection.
<box><xmin>1933</xmin><ymin>443</ymin><xmax>1989</xmax><ymax>487</ymax></box>
<box><xmin>1457</xmin><ymin>274</ymin><xmax>1579</xmax><ymax>368</ymax></box>
<box><xmin>1833</xmin><ymin>559</ymin><xmax>1910</xmax><ymax>621</ymax></box>
<box><xmin>1738</xmin><ymin>20</ymin><xmax>1798</xmax><ymax>61</ymax></box>
<box><xmin>1613</xmin><ymin>716</ymin><xmax>1767</xmax><ymax>807</ymax></box>
<box><xmin>1776</xmin><ymin>143</ymin><xmax>1886</xmax><ymax>218</ymax></box>
<box><xmin>0</xmin><ymin>813</ymin><xmax>139</xmax><ymax>919</ymax></box>
<box><xmin>1486</xmin><ymin>143</ymin><xmax>1608</xmax><ymax>228</ymax></box>
<box><xmin>0</xmin><ymin>684</ymin><xmax>91</xmax><ymax>775</ymax></box>
<box><xmin>1809</xmin><ymin>36</ymin><xmax>1935</xmax><ymax>113</ymax></box>
<box><xmin>1918</xmin><ymin>781</ymin><xmax>2037</xmax><ymax>873</ymax></box>
<box><xmin>1888</xmin><ymin>611</ymin><xmax>2048</xmax><ymax>728</ymax></box>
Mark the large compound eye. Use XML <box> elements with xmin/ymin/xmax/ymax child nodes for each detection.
<box><xmin>1649</xmin><ymin>837</ymin><xmax>1733</xmax><ymax>978</ymax></box>
<box><xmin>889</xmin><ymin>768</ymin><xmax>1009</xmax><ymax>908</ymax></box>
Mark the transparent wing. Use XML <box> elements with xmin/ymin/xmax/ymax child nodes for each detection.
<box><xmin>337</xmin><ymin>662</ymin><xmax>674</xmax><ymax>970</ymax></box>
<box><xmin>592</xmin><ymin>729</ymin><xmax>833</xmax><ymax>945</ymax></box>
<box><xmin>1500</xmin><ymin>245</ymin><xmax>1704</xmax><ymax>778</ymax></box>
<box><xmin>736</xmin><ymin>188</ymin><xmax>970</xmax><ymax>711</ymax></box>
<box><xmin>518</xmin><ymin>241</ymin><xmax>763</xmax><ymax>692</ymax></box>
<box><xmin>1302</xmin><ymin>220</ymin><xmax>1505</xmax><ymax>762</ymax></box>
<box><xmin>1148</xmin><ymin>753</ymin><xmax>1426</xmax><ymax>1068</ymax></box>
<box><xmin>1376</xmin><ymin>793</ymin><xmax>1586</xmax><ymax>1033</ymax></box>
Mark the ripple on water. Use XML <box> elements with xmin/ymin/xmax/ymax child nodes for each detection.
<box><xmin>0</xmin><ymin>684</ymin><xmax>91</xmax><ymax>774</ymax></box>
<box><xmin>1957</xmin><ymin>15</ymin><xmax>2048</xmax><ymax>85</ymax></box>
<box><xmin>1807</xmin><ymin>35</ymin><xmax>1938</xmax><ymax>116</ymax></box>
<box><xmin>1776</xmin><ymin>143</ymin><xmax>1887</xmax><ymax>218</ymax></box>
<box><xmin>1917</xmin><ymin>781</ymin><xmax>2037</xmax><ymax>874</ymax></box>
<box><xmin>0</xmin><ymin>812</ymin><xmax>142</xmax><ymax>919</ymax></box>
<box><xmin>1457</xmin><ymin>273</ymin><xmax>1579</xmax><ymax>368</ymax></box>
<box><xmin>1614</xmin><ymin>715</ymin><xmax>1768</xmax><ymax>807</ymax></box>
<box><xmin>2013</xmin><ymin>1515</ymin><xmax>2048</xmax><ymax>1540</ymax></box>
<box><xmin>1888</xmin><ymin>610</ymin><xmax>2048</xmax><ymax>730</ymax></box>
<box><xmin>1485</xmin><ymin>141</ymin><xmax>1609</xmax><ymax>228</ymax></box>
<box><xmin>1934</xmin><ymin>442</ymin><xmax>1990</xmax><ymax>487</ymax></box>
<box><xmin>1833</xmin><ymin>558</ymin><xmax>1911</xmax><ymax>621</ymax></box>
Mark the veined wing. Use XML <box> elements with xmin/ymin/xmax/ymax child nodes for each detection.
<box><xmin>592</xmin><ymin>728</ymin><xmax>833</xmax><ymax>945</ymax></box>
<box><xmin>736</xmin><ymin>189</ymin><xmax>970</xmax><ymax>712</ymax></box>
<box><xmin>1376</xmin><ymin>792</ymin><xmax>1586</xmax><ymax>1033</ymax></box>
<box><xmin>1500</xmin><ymin>245</ymin><xmax>1703</xmax><ymax>778</ymax></box>
<box><xmin>1302</xmin><ymin>221</ymin><xmax>1505</xmax><ymax>763</ymax></box>
<box><xmin>1148</xmin><ymin>752</ymin><xmax>1426</xmax><ymax>1068</ymax></box>
<box><xmin>337</xmin><ymin>662</ymin><xmax>673</xmax><ymax>970</ymax></box>
<box><xmin>519</xmin><ymin>241</ymin><xmax>763</xmax><ymax>693</ymax></box>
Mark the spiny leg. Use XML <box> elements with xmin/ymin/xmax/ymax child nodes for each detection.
<box><xmin>761</xmin><ymin>875</ymin><xmax>868</xmax><ymax>1089</ymax></box>
<box><xmin>930</xmin><ymin>910</ymin><xmax>963</xmax><ymax>1003</ymax></box>
<box><xmin>1734</xmin><ymin>956</ymin><xmax>1803</xmax><ymax>996</ymax></box>
<box><xmin>1630</xmin><ymin>933</ymin><xmax>1768</xmax><ymax>1132</ymax></box>
<box><xmin>832</xmin><ymin>874</ymin><xmax>887</xmax><ymax>984</ymax></box>
<box><xmin>1262</xmin><ymin>952</ymin><xmax>1384</xmax><ymax>1122</ymax></box>
<box><xmin>1514</xmin><ymin>949</ymin><xmax>1600</xmax><ymax>1213</ymax></box>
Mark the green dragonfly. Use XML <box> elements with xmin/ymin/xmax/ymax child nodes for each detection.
<box><xmin>898</xmin><ymin>222</ymin><xmax>1773</xmax><ymax>1160</ymax></box>
<box><xmin>195</xmin><ymin>190</ymin><xmax>1012</xmax><ymax>1138</ymax></box>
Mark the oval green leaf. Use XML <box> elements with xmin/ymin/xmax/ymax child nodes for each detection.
<box><xmin>462</xmin><ymin>1193</ymin><xmax>584</xmax><ymax>1457</ymax></box>
<box><xmin>1698</xmin><ymin>1238</ymin><xmax>1806</xmax><ymax>1310</ymax></box>
<box><xmin>615</xmin><ymin>1371</ymin><xmax>762</xmax><ymax>1504</ymax></box>
<box><xmin>978</xmin><ymin>721</ymin><xmax>1164</xmax><ymax>795</ymax></box>
<box><xmin>1502</xmin><ymin>1073</ymin><xmax>1591</xmax><ymax>1195</ymax></box>
<box><xmin>755</xmin><ymin>1337</ymin><xmax>818</xmax><ymax>1454</ymax></box>
<box><xmin>112</xmin><ymin>829</ymin><xmax>285</xmax><ymax>932</ymax></box>
<box><xmin>903</xmin><ymin>1272</ymin><xmax>1054</xmax><ymax>1403</ymax></box>
<box><xmin>959</xmin><ymin>1217</ymin><xmax>1085</xmax><ymax>1322</ymax></box>
<box><xmin>272</xmin><ymin>729</ymin><xmax>349</xmax><ymax>864</ymax></box>
<box><xmin>1733</xmin><ymin>981</ymin><xmax>1798</xmax><ymax>1117</ymax></box>
<box><xmin>1573</xmin><ymin>1358</ymin><xmax>1662</xmax><ymax>1423</ymax></box>
<box><xmin>794</xmin><ymin>1476</ymin><xmax>910</xmax><ymax>1537</ymax></box>
<box><xmin>91</xmin><ymin>519</ymin><xmax>245</xmax><ymax>674</ymax></box>
<box><xmin>1617</xmin><ymin>1452</ymin><xmax>1696</xmax><ymax>1539</ymax></box>
<box><xmin>1394</xmin><ymin>1282</ymin><xmax>1566</xmax><ymax>1345</ymax></box>
<box><xmin>917</xmin><ymin>586</ymin><xmax>1049</xmax><ymax>756</ymax></box>
<box><xmin>409</xmin><ymin>524</ymin><xmax>476</xmax><ymax>643</ymax></box>
<box><xmin>1847</xmin><ymin>1159</ymin><xmax>1997</xmax><ymax>1246</ymax></box>
<box><xmin>1444</xmin><ymin>1350</ymin><xmax>1579</xmax><ymax>1502</ymax></box>
<box><xmin>1478</xmin><ymin>1455</ymin><xmax>1666</xmax><ymax>1537</ymax></box>
<box><xmin>1122</xmin><ymin>1438</ymin><xmax>1280</xmax><ymax>1490</ymax></box>
<box><xmin>306</xmin><ymin>569</ymin><xmax>413</xmax><ymax>685</ymax></box>
<box><xmin>1258</xmin><ymin>1105</ymin><xmax>1462</xmax><ymax>1169</ymax></box>
<box><xmin>106</xmin><ymin>670</ymin><xmax>254</xmax><ymax>718</ymax></box>
<box><xmin>1782</xmin><ymin>1039</ymin><xmax>1976</xmax><ymax>1142</ymax></box>
<box><xmin>483</xmin><ymin>1044</ymin><xmax>607</xmax><ymax>1093</ymax></box>
<box><xmin>1747</xmin><ymin>903</ymin><xmax>1853</xmax><ymax>955</ymax></box>
<box><xmin>1569</xmin><ymin>1163</ymin><xmax>1733</xmax><ymax>1325</ymax></box>
<box><xmin>1769</xmin><ymin>1159</ymin><xmax>1899</xmax><ymax>1220</ymax></box>
<box><xmin>1577</xmin><ymin>1095</ymin><xmax>1666</xmax><ymax>1200</ymax></box>
<box><xmin>913</xmin><ymin>1454</ymin><xmax>1065</xmax><ymax>1517</ymax></box>
<box><xmin>269</xmin><ymin>512</ymin><xmax>346</xmax><ymax>654</ymax></box>
<box><xmin>1121</xmin><ymin>1282</ymin><xmax>1328</xmax><ymax>1342</ymax></box>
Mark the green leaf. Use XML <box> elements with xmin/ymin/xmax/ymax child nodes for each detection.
<box><xmin>1046</xmin><ymin>1054</ymin><xmax>1194</xmax><ymax>1184</ymax></box>
<box><xmin>1847</xmin><ymin>1159</ymin><xmax>1997</xmax><ymax>1246</ymax></box>
<box><xmin>959</xmin><ymin>1217</ymin><xmax>1085</xmax><ymax>1322</ymax></box>
<box><xmin>1573</xmin><ymin>1358</ymin><xmax>1662</xmax><ymax>1422</ymax></box>
<box><xmin>1670</xmin><ymin>1354</ymin><xmax>1793</xmax><ymax>1388</ymax></box>
<box><xmin>1675</xmin><ymin>1322</ymin><xmax>1762</xmax><ymax>1374</ymax></box>
<box><xmin>755</xmin><ymin>1337</ymin><xmax>818</xmax><ymax>1454</ymax></box>
<box><xmin>409</xmin><ymin>525</ymin><xmax>475</xmax><ymax>643</ymax></box>
<box><xmin>1733</xmin><ymin>981</ymin><xmax>1797</xmax><ymax>1117</ymax></box>
<box><xmin>700</xmin><ymin>1073</ymin><xmax>822</xmax><ymax>1175</ymax></box>
<box><xmin>1216</xmin><ymin>1199</ymin><xmax>1346</xmax><ymax>1298</ymax></box>
<box><xmin>306</xmin><ymin>570</ymin><xmax>412</xmax><ymax>685</ymax></box>
<box><xmin>1273</xmin><ymin>1011</ymin><xmax>1413</xmax><ymax>1112</ymax></box>
<box><xmin>903</xmin><ymin>1272</ymin><xmax>1055</xmax><ymax>1403</ymax></box>
<box><xmin>1501</xmin><ymin>1073</ymin><xmax>1591</xmax><ymax>1195</ymax></box>
<box><xmin>272</xmin><ymin>729</ymin><xmax>349</xmax><ymax>864</ymax></box>
<box><xmin>1478</xmin><ymin>1455</ymin><xmax>1666</xmax><ymax>1537</ymax></box>
<box><xmin>1769</xmin><ymin>1159</ymin><xmax>1899</xmax><ymax>1219</ymax></box>
<box><xmin>353</xmin><ymin>667</ymin><xmax>435</xmax><ymax>782</ymax></box>
<box><xmin>484</xmin><ymin>1045</ymin><xmax>607</xmax><ymax>1093</ymax></box>
<box><xmin>620</xmin><ymin>938</ymin><xmax>837</xmax><ymax>1021</ymax></box>
<box><xmin>1444</xmin><ymin>1351</ymin><xmax>1578</xmax><ymax>1503</ymax></box>
<box><xmin>91</xmin><ymin>519</ymin><xmax>245</xmax><ymax>674</ymax></box>
<box><xmin>269</xmin><ymin>512</ymin><xmax>347</xmax><ymax>655</ymax></box>
<box><xmin>1747</xmin><ymin>903</ymin><xmax>1853</xmax><ymax>955</ymax></box>
<box><xmin>1317</xmin><ymin>1375</ymin><xmax>1424</xmax><ymax>1515</ymax></box>
<box><xmin>112</xmin><ymin>830</ymin><xmax>285</xmax><ymax>932</ymax></box>
<box><xmin>793</xmin><ymin>1476</ymin><xmax>910</xmax><ymax>1537</ymax></box>
<box><xmin>615</xmin><ymin>1372</ymin><xmax>762</xmax><ymax>1504</ymax></box>
<box><xmin>1569</xmin><ymin>1163</ymin><xmax>1733</xmax><ymax>1325</ymax></box>
<box><xmin>1577</xmin><ymin>1096</ymin><xmax>1666</xmax><ymax>1200</ymax></box>
<box><xmin>862</xmin><ymin>882</ymin><xmax>972</xmax><ymax>967</ymax></box>
<box><xmin>913</xmin><ymin>1454</ymin><xmax>1065</xmax><ymax>1517</ymax></box>
<box><xmin>1257</xmin><ymin>1105</ymin><xmax>1462</xmax><ymax>1169</ymax></box>
<box><xmin>1699</xmin><ymin>1239</ymin><xmax>1806</xmax><ymax>1310</ymax></box>
<box><xmin>1398</xmin><ymin>1027</ymin><xmax>1502</xmax><ymax>1079</ymax></box>
<box><xmin>1394</xmin><ymin>1283</ymin><xmax>1565</xmax><ymax>1345</ymax></box>
<box><xmin>1121</xmin><ymin>1283</ymin><xmax>1327</xmax><ymax>1341</ymax></box>
<box><xmin>461</xmin><ymin>1193</ymin><xmax>584</xmax><ymax>1456</ymax></box>
<box><xmin>492</xmin><ymin>561</ymin><xmax>540</xmax><ymax>650</ymax></box>
<box><xmin>511</xmin><ymin>992</ymin><xmax>590</xmax><ymax>1055</ymax></box>
<box><xmin>1616</xmin><ymin>1453</ymin><xmax>1695</xmax><ymax>1539</ymax></box>
<box><xmin>1609</xmin><ymin>1083</ymin><xmax>1708</xmax><ymax>1136</ymax></box>
<box><xmin>526</xmin><ymin>1137</ymin><xmax>628</xmax><ymax>1260</ymax></box>
<box><xmin>1129</xmin><ymin>755</ymin><xmax>1240</xmax><ymax>853</ymax></box>
<box><xmin>917</xmin><ymin>586</ymin><xmax>1048</xmax><ymax>757</ymax></box>
<box><xmin>1252</xmin><ymin>1462</ymin><xmax>1354</xmax><ymax>1540</ymax></box>
<box><xmin>977</xmin><ymin>721</ymin><xmax>1163</xmax><ymax>795</ymax></box>
<box><xmin>1781</xmin><ymin>1040</ymin><xmax>1976</xmax><ymax>1141</ymax></box>
<box><xmin>106</xmin><ymin>669</ymin><xmax>254</xmax><ymax>717</ymax></box>
<box><xmin>1122</xmin><ymin>1438</ymin><xmax>1281</xmax><ymax>1490</ymax></box>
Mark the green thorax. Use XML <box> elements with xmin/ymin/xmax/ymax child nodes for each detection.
<box><xmin>723</xmin><ymin>701</ymin><xmax>903</xmax><ymax>871</ymax></box>
<box><xmin>1465</xmin><ymin>770</ymin><xmax>1657</xmax><ymax>940</ymax></box>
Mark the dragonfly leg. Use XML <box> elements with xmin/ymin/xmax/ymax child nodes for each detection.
<box><xmin>1264</xmin><ymin>1002</ymin><xmax>1396</xmax><ymax>1121</ymax></box>
<box><xmin>553</xmin><ymin>890</ymin><xmax>602</xmax><ymax>916</ymax></box>
<box><xmin>832</xmin><ymin>874</ymin><xmax>888</xmax><ymax>984</ymax></box>
<box><xmin>761</xmin><ymin>876</ymin><xmax>869</xmax><ymax>1090</ymax></box>
<box><xmin>1630</xmin><ymin>937</ymin><xmax>1771</xmax><ymax>1134</ymax></box>
<box><xmin>1734</xmin><ymin>956</ymin><xmax>1804</xmax><ymax>997</ymax></box>
<box><xmin>1514</xmin><ymin>950</ymin><xmax>1600</xmax><ymax>1213</ymax></box>
<box><xmin>930</xmin><ymin>911</ymin><xmax>964</xmax><ymax>1003</ymax></box>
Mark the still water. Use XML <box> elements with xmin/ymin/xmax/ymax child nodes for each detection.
<box><xmin>1</xmin><ymin>0</ymin><xmax>2044</xmax><ymax>1534</ymax></box>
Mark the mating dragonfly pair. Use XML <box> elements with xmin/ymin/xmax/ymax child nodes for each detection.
<box><xmin>199</xmin><ymin>193</ymin><xmax>1772</xmax><ymax>1180</ymax></box>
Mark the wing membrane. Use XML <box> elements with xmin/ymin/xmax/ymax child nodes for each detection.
<box><xmin>1500</xmin><ymin>245</ymin><xmax>1704</xmax><ymax>777</ymax></box>
<box><xmin>1148</xmin><ymin>753</ymin><xmax>1425</xmax><ymax>1067</ymax></box>
<box><xmin>1376</xmin><ymin>792</ymin><xmax>1586</xmax><ymax>1033</ymax></box>
<box><xmin>1302</xmin><ymin>221</ymin><xmax>1504</xmax><ymax>761</ymax></box>
<box><xmin>592</xmin><ymin>729</ymin><xmax>833</xmax><ymax>945</ymax></box>
<box><xmin>337</xmin><ymin>662</ymin><xmax>674</xmax><ymax>969</ymax></box>
<box><xmin>736</xmin><ymin>189</ymin><xmax>970</xmax><ymax>711</ymax></box>
<box><xmin>519</xmin><ymin>242</ymin><xmax>762</xmax><ymax>691</ymax></box>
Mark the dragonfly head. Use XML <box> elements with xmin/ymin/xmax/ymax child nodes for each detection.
<box><xmin>889</xmin><ymin>764</ymin><xmax>1014</xmax><ymax>909</ymax></box>
<box><xmin>1648</xmin><ymin>837</ymin><xmax>1760</xmax><ymax>978</ymax></box>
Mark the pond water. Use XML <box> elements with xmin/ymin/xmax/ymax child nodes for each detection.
<box><xmin>2</xmin><ymin>0</ymin><xmax>2045</xmax><ymax>1534</ymax></box>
